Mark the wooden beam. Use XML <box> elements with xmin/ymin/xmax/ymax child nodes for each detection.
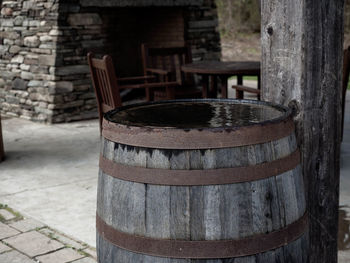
<box><xmin>261</xmin><ymin>0</ymin><xmax>344</xmax><ymax>262</ymax></box>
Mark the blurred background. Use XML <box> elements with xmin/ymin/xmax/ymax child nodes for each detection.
<box><xmin>217</xmin><ymin>0</ymin><xmax>350</xmax><ymax>61</ymax></box>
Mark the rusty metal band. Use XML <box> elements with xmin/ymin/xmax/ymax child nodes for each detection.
<box><xmin>99</xmin><ymin>149</ymin><xmax>300</xmax><ymax>186</ymax></box>
<box><xmin>96</xmin><ymin>212</ymin><xmax>308</xmax><ymax>259</ymax></box>
<box><xmin>102</xmin><ymin>117</ymin><xmax>295</xmax><ymax>149</ymax></box>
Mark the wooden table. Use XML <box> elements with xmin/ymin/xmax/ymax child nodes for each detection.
<box><xmin>0</xmin><ymin>115</ymin><xmax>4</xmax><ymax>162</ymax></box>
<box><xmin>181</xmin><ymin>61</ymin><xmax>260</xmax><ymax>98</ymax></box>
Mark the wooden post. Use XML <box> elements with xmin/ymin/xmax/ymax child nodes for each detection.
<box><xmin>261</xmin><ymin>1</ymin><xmax>344</xmax><ymax>262</ymax></box>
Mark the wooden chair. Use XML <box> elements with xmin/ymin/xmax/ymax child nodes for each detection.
<box><xmin>141</xmin><ymin>44</ymin><xmax>202</xmax><ymax>101</ymax></box>
<box><xmin>342</xmin><ymin>46</ymin><xmax>350</xmax><ymax>140</ymax></box>
<box><xmin>87</xmin><ymin>52</ymin><xmax>179</xmax><ymax>132</ymax></box>
<box><xmin>232</xmin><ymin>75</ymin><xmax>261</xmax><ymax>100</ymax></box>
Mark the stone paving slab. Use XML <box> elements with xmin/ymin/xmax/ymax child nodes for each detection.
<box><xmin>0</xmin><ymin>208</ymin><xmax>16</xmax><ymax>220</ymax></box>
<box><xmin>10</xmin><ymin>218</ymin><xmax>46</xmax><ymax>232</ymax></box>
<box><xmin>4</xmin><ymin>231</ymin><xmax>64</xmax><ymax>257</ymax></box>
<box><xmin>83</xmin><ymin>247</ymin><xmax>97</xmax><ymax>260</ymax></box>
<box><xmin>339</xmin><ymin>250</ymin><xmax>350</xmax><ymax>262</ymax></box>
<box><xmin>0</xmin><ymin>242</ymin><xmax>11</xmax><ymax>253</ymax></box>
<box><xmin>40</xmin><ymin>227</ymin><xmax>87</xmax><ymax>250</ymax></box>
<box><xmin>0</xmin><ymin>221</ymin><xmax>20</xmax><ymax>239</ymax></box>
<box><xmin>36</xmin><ymin>248</ymin><xmax>84</xmax><ymax>263</ymax></box>
<box><xmin>74</xmin><ymin>257</ymin><xmax>98</xmax><ymax>263</ymax></box>
<box><xmin>0</xmin><ymin>205</ymin><xmax>97</xmax><ymax>263</ymax></box>
<box><xmin>0</xmin><ymin>250</ymin><xmax>35</xmax><ymax>263</ymax></box>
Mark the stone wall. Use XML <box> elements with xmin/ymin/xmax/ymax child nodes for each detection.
<box><xmin>0</xmin><ymin>0</ymin><xmax>60</xmax><ymax>122</ymax></box>
<box><xmin>186</xmin><ymin>0</ymin><xmax>221</xmax><ymax>61</ymax></box>
<box><xmin>0</xmin><ymin>0</ymin><xmax>221</xmax><ymax>123</ymax></box>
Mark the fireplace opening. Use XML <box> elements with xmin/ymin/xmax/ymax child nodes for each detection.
<box><xmin>101</xmin><ymin>7</ymin><xmax>185</xmax><ymax>77</ymax></box>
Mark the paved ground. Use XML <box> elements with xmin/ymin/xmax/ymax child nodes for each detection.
<box><xmin>0</xmin><ymin>205</ymin><xmax>97</xmax><ymax>262</ymax></box>
<box><xmin>0</xmin><ymin>83</ymin><xmax>350</xmax><ymax>261</ymax></box>
<box><xmin>0</xmin><ymin>119</ymin><xmax>99</xmax><ymax>247</ymax></box>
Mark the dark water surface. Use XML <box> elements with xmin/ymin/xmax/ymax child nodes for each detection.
<box><xmin>109</xmin><ymin>101</ymin><xmax>285</xmax><ymax>128</ymax></box>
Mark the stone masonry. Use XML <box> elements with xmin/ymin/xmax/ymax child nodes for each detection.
<box><xmin>0</xmin><ymin>0</ymin><xmax>221</xmax><ymax>123</ymax></box>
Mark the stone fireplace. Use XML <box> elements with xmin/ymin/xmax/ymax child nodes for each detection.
<box><xmin>0</xmin><ymin>0</ymin><xmax>221</xmax><ymax>123</ymax></box>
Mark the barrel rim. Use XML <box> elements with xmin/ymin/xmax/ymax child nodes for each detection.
<box><xmin>104</xmin><ymin>98</ymin><xmax>292</xmax><ymax>131</ymax></box>
<box><xmin>102</xmin><ymin>99</ymin><xmax>294</xmax><ymax>149</ymax></box>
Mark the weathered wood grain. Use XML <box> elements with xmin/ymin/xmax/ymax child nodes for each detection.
<box><xmin>170</xmin><ymin>186</ymin><xmax>190</xmax><ymax>239</ymax></box>
<box><xmin>145</xmin><ymin>184</ymin><xmax>171</xmax><ymax>239</ymax></box>
<box><xmin>248</xmin><ymin>143</ymin><xmax>280</xmax><ymax>235</ymax></box>
<box><xmin>97</xmin><ymin>131</ymin><xmax>307</xmax><ymax>262</ymax></box>
<box><xmin>107</xmin><ymin>135</ymin><xmax>296</xmax><ymax>167</ymax></box>
<box><xmin>261</xmin><ymin>1</ymin><xmax>343</xmax><ymax>262</ymax></box>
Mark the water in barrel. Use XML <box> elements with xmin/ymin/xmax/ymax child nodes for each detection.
<box><xmin>109</xmin><ymin>100</ymin><xmax>283</xmax><ymax>128</ymax></box>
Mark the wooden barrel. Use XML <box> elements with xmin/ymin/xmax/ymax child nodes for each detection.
<box><xmin>97</xmin><ymin>99</ymin><xmax>308</xmax><ymax>263</ymax></box>
<box><xmin>0</xmin><ymin>115</ymin><xmax>4</xmax><ymax>162</ymax></box>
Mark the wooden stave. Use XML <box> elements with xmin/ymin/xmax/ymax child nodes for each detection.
<box><xmin>97</xmin><ymin>168</ymin><xmax>305</xmax><ymax>239</ymax></box>
<box><xmin>97</xmin><ymin>131</ymin><xmax>307</xmax><ymax>262</ymax></box>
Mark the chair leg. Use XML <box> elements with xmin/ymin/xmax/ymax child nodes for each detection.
<box><xmin>236</xmin><ymin>89</ymin><xmax>244</xmax><ymax>99</ymax></box>
<box><xmin>209</xmin><ymin>75</ymin><xmax>217</xmax><ymax>98</ymax></box>
<box><xmin>146</xmin><ymin>88</ymin><xmax>154</xmax><ymax>102</ymax></box>
<box><xmin>165</xmin><ymin>86</ymin><xmax>176</xmax><ymax>100</ymax></box>
<box><xmin>202</xmin><ymin>75</ymin><xmax>209</xmax><ymax>98</ymax></box>
<box><xmin>146</xmin><ymin>88</ymin><xmax>151</xmax><ymax>102</ymax></box>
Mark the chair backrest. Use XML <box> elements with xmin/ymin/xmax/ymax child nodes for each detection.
<box><xmin>141</xmin><ymin>44</ymin><xmax>194</xmax><ymax>85</ymax></box>
<box><xmin>87</xmin><ymin>52</ymin><xmax>122</xmax><ymax>132</ymax></box>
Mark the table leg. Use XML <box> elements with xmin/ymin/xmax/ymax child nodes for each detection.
<box><xmin>220</xmin><ymin>75</ymin><xmax>228</xmax><ymax>99</ymax></box>
<box><xmin>202</xmin><ymin>75</ymin><xmax>209</xmax><ymax>98</ymax></box>
<box><xmin>237</xmin><ymin>75</ymin><xmax>243</xmax><ymax>85</ymax></box>
<box><xmin>257</xmin><ymin>74</ymin><xmax>261</xmax><ymax>100</ymax></box>
<box><xmin>209</xmin><ymin>75</ymin><xmax>218</xmax><ymax>98</ymax></box>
